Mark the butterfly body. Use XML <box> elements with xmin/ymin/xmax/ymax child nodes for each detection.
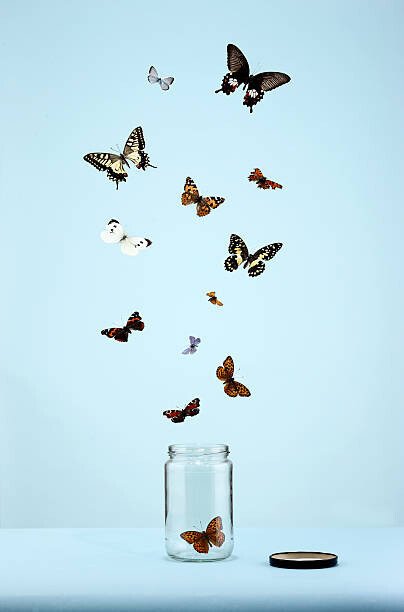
<box><xmin>216</xmin><ymin>355</ymin><xmax>251</xmax><ymax>397</ymax></box>
<box><xmin>163</xmin><ymin>398</ymin><xmax>200</xmax><ymax>423</ymax></box>
<box><xmin>181</xmin><ymin>516</ymin><xmax>225</xmax><ymax>553</ymax></box>
<box><xmin>181</xmin><ymin>177</ymin><xmax>225</xmax><ymax>217</ymax></box>
<box><xmin>224</xmin><ymin>234</ymin><xmax>283</xmax><ymax>278</ymax></box>
<box><xmin>101</xmin><ymin>219</ymin><xmax>152</xmax><ymax>256</ymax></box>
<box><xmin>84</xmin><ymin>127</ymin><xmax>156</xmax><ymax>189</ymax></box>
<box><xmin>216</xmin><ymin>44</ymin><xmax>290</xmax><ymax>113</ymax></box>
<box><xmin>101</xmin><ymin>311</ymin><xmax>144</xmax><ymax>342</ymax></box>
<box><xmin>148</xmin><ymin>66</ymin><xmax>174</xmax><ymax>90</ymax></box>
<box><xmin>248</xmin><ymin>168</ymin><xmax>282</xmax><ymax>190</ymax></box>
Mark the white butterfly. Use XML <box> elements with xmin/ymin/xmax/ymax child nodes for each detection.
<box><xmin>148</xmin><ymin>66</ymin><xmax>174</xmax><ymax>91</ymax></box>
<box><xmin>100</xmin><ymin>219</ymin><xmax>152</xmax><ymax>256</ymax></box>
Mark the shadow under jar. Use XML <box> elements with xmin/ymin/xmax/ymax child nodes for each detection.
<box><xmin>165</xmin><ymin>444</ymin><xmax>233</xmax><ymax>561</ymax></box>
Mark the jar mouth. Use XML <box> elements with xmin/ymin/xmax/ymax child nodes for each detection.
<box><xmin>168</xmin><ymin>444</ymin><xmax>229</xmax><ymax>456</ymax></box>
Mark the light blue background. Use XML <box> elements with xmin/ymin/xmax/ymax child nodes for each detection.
<box><xmin>1</xmin><ymin>0</ymin><xmax>403</xmax><ymax>528</ymax></box>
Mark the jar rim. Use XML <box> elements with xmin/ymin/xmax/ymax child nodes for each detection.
<box><xmin>168</xmin><ymin>443</ymin><xmax>229</xmax><ymax>456</ymax></box>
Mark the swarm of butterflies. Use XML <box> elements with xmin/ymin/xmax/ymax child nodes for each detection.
<box><xmin>84</xmin><ymin>43</ymin><xmax>290</xmax><ymax>552</ymax></box>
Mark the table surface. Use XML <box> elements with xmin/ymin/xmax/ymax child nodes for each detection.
<box><xmin>0</xmin><ymin>527</ymin><xmax>403</xmax><ymax>611</ymax></box>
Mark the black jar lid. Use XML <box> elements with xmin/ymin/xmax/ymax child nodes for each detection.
<box><xmin>269</xmin><ymin>551</ymin><xmax>338</xmax><ymax>569</ymax></box>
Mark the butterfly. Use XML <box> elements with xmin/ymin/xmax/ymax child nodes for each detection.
<box><xmin>215</xmin><ymin>43</ymin><xmax>291</xmax><ymax>113</ymax></box>
<box><xmin>148</xmin><ymin>66</ymin><xmax>174</xmax><ymax>90</ymax></box>
<box><xmin>163</xmin><ymin>398</ymin><xmax>200</xmax><ymax>423</ymax></box>
<box><xmin>224</xmin><ymin>234</ymin><xmax>283</xmax><ymax>278</ymax></box>
<box><xmin>84</xmin><ymin>126</ymin><xmax>156</xmax><ymax>189</ymax></box>
<box><xmin>216</xmin><ymin>355</ymin><xmax>251</xmax><ymax>397</ymax></box>
<box><xmin>180</xmin><ymin>516</ymin><xmax>225</xmax><ymax>553</ymax></box>
<box><xmin>248</xmin><ymin>168</ymin><xmax>283</xmax><ymax>190</ymax></box>
<box><xmin>181</xmin><ymin>177</ymin><xmax>225</xmax><ymax>217</ymax></box>
<box><xmin>206</xmin><ymin>291</ymin><xmax>223</xmax><ymax>307</ymax></box>
<box><xmin>100</xmin><ymin>219</ymin><xmax>152</xmax><ymax>256</ymax></box>
<box><xmin>101</xmin><ymin>311</ymin><xmax>144</xmax><ymax>342</ymax></box>
<box><xmin>182</xmin><ymin>336</ymin><xmax>201</xmax><ymax>355</ymax></box>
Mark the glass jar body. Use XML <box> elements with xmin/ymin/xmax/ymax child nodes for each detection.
<box><xmin>165</xmin><ymin>444</ymin><xmax>233</xmax><ymax>561</ymax></box>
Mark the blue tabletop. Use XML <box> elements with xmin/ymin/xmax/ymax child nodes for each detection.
<box><xmin>0</xmin><ymin>528</ymin><xmax>403</xmax><ymax>611</ymax></box>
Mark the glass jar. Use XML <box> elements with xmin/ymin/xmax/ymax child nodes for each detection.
<box><xmin>165</xmin><ymin>444</ymin><xmax>233</xmax><ymax>561</ymax></box>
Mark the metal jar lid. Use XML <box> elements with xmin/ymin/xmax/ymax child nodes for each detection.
<box><xmin>269</xmin><ymin>551</ymin><xmax>338</xmax><ymax>569</ymax></box>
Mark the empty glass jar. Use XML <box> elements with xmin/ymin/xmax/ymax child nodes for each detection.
<box><xmin>165</xmin><ymin>444</ymin><xmax>233</xmax><ymax>561</ymax></box>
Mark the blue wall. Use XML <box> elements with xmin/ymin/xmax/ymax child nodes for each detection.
<box><xmin>1</xmin><ymin>0</ymin><xmax>403</xmax><ymax>527</ymax></box>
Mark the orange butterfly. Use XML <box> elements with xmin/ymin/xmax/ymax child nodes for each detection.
<box><xmin>180</xmin><ymin>516</ymin><xmax>225</xmax><ymax>554</ymax></box>
<box><xmin>248</xmin><ymin>168</ymin><xmax>283</xmax><ymax>190</ymax></box>
<box><xmin>216</xmin><ymin>355</ymin><xmax>251</xmax><ymax>397</ymax></box>
<box><xmin>206</xmin><ymin>291</ymin><xmax>223</xmax><ymax>306</ymax></box>
<box><xmin>181</xmin><ymin>177</ymin><xmax>225</xmax><ymax>217</ymax></box>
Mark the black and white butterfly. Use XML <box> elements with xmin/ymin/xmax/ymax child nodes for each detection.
<box><xmin>148</xmin><ymin>66</ymin><xmax>174</xmax><ymax>91</ymax></box>
<box><xmin>224</xmin><ymin>234</ymin><xmax>283</xmax><ymax>277</ymax></box>
<box><xmin>182</xmin><ymin>336</ymin><xmax>201</xmax><ymax>355</ymax></box>
<box><xmin>84</xmin><ymin>126</ymin><xmax>156</xmax><ymax>189</ymax></box>
<box><xmin>100</xmin><ymin>219</ymin><xmax>152</xmax><ymax>256</ymax></box>
<box><xmin>215</xmin><ymin>44</ymin><xmax>291</xmax><ymax>113</ymax></box>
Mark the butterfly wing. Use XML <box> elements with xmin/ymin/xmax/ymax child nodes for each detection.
<box><xmin>84</xmin><ymin>153</ymin><xmax>128</xmax><ymax>189</ymax></box>
<box><xmin>206</xmin><ymin>291</ymin><xmax>216</xmax><ymax>298</ymax></box>
<box><xmin>148</xmin><ymin>66</ymin><xmax>160</xmax><ymax>84</ymax></box>
<box><xmin>257</xmin><ymin>71</ymin><xmax>291</xmax><ymax>92</ymax></box>
<box><xmin>183</xmin><ymin>398</ymin><xmax>200</xmax><ymax>417</ymax></box>
<box><xmin>182</xmin><ymin>347</ymin><xmax>192</xmax><ymax>354</ymax></box>
<box><xmin>160</xmin><ymin>76</ymin><xmax>174</xmax><ymax>90</ymax></box>
<box><xmin>121</xmin><ymin>236</ymin><xmax>152</xmax><ymax>256</ymax></box>
<box><xmin>123</xmin><ymin>127</ymin><xmax>155</xmax><ymax>170</ymax></box>
<box><xmin>101</xmin><ymin>327</ymin><xmax>129</xmax><ymax>342</ymax></box>
<box><xmin>248</xmin><ymin>168</ymin><xmax>264</xmax><ymax>183</ymax></box>
<box><xmin>163</xmin><ymin>410</ymin><xmax>185</xmax><ymax>423</ymax></box>
<box><xmin>260</xmin><ymin>179</ymin><xmax>283</xmax><ymax>190</ymax></box>
<box><xmin>216</xmin><ymin>355</ymin><xmax>234</xmax><ymax>381</ymax></box>
<box><xmin>196</xmin><ymin>200</ymin><xmax>211</xmax><ymax>217</ymax></box>
<box><xmin>216</xmin><ymin>44</ymin><xmax>250</xmax><ymax>94</ymax></box>
<box><xmin>197</xmin><ymin>196</ymin><xmax>225</xmax><ymax>217</ymax></box>
<box><xmin>244</xmin><ymin>71</ymin><xmax>291</xmax><ymax>113</ymax></box>
<box><xmin>193</xmin><ymin>537</ymin><xmax>210</xmax><ymax>554</ymax></box>
<box><xmin>224</xmin><ymin>234</ymin><xmax>249</xmax><ymax>272</ymax></box>
<box><xmin>215</xmin><ymin>299</ymin><xmax>223</xmax><ymax>306</ymax></box>
<box><xmin>224</xmin><ymin>381</ymin><xmax>240</xmax><ymax>397</ymax></box>
<box><xmin>180</xmin><ymin>530</ymin><xmax>209</xmax><ymax>553</ymax></box>
<box><xmin>100</xmin><ymin>219</ymin><xmax>125</xmax><ymax>243</ymax></box>
<box><xmin>123</xmin><ymin>126</ymin><xmax>144</xmax><ymax>167</ymax></box>
<box><xmin>235</xmin><ymin>381</ymin><xmax>251</xmax><ymax>397</ymax></box>
<box><xmin>124</xmin><ymin>126</ymin><xmax>145</xmax><ymax>155</ymax></box>
<box><xmin>247</xmin><ymin>243</ymin><xmax>283</xmax><ymax>277</ymax></box>
<box><xmin>181</xmin><ymin>177</ymin><xmax>200</xmax><ymax>206</ymax></box>
<box><xmin>126</xmin><ymin>312</ymin><xmax>144</xmax><ymax>331</ymax></box>
<box><xmin>206</xmin><ymin>516</ymin><xmax>225</xmax><ymax>547</ymax></box>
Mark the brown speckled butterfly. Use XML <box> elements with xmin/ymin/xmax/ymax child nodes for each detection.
<box><xmin>216</xmin><ymin>355</ymin><xmax>251</xmax><ymax>397</ymax></box>
<box><xmin>248</xmin><ymin>168</ymin><xmax>283</xmax><ymax>190</ymax></box>
<box><xmin>180</xmin><ymin>516</ymin><xmax>225</xmax><ymax>554</ymax></box>
<box><xmin>101</xmin><ymin>311</ymin><xmax>144</xmax><ymax>342</ymax></box>
<box><xmin>181</xmin><ymin>177</ymin><xmax>225</xmax><ymax>217</ymax></box>
<box><xmin>215</xmin><ymin>43</ymin><xmax>291</xmax><ymax>113</ymax></box>
<box><xmin>206</xmin><ymin>291</ymin><xmax>223</xmax><ymax>306</ymax></box>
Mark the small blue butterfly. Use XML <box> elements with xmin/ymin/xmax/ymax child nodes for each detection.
<box><xmin>182</xmin><ymin>336</ymin><xmax>201</xmax><ymax>355</ymax></box>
